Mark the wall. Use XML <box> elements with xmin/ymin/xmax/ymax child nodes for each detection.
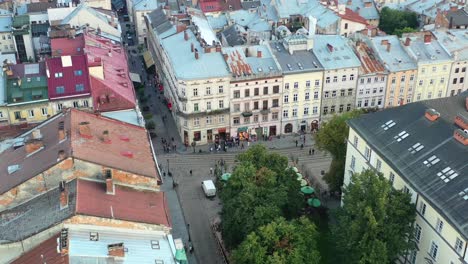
<box><xmin>356</xmin><ymin>73</ymin><xmax>387</xmax><ymax>109</ymax></box>
<box><xmin>413</xmin><ymin>61</ymin><xmax>451</xmax><ymax>102</ymax></box>
<box><xmin>384</xmin><ymin>69</ymin><xmax>417</xmax><ymax>107</ymax></box>
<box><xmin>447</xmin><ymin>60</ymin><xmax>468</xmax><ymax>96</ymax></box>
<box><xmin>7</xmin><ymin>101</ymin><xmax>52</xmax><ymax>125</ymax></box>
<box><xmin>340</xmin><ymin>19</ymin><xmax>367</xmax><ymax>38</ymax></box>
<box><xmin>85</xmin><ymin>0</ymin><xmax>112</xmax><ymax>10</ymax></box>
<box><xmin>0</xmin><ymin>32</ymin><xmax>16</xmax><ymax>53</ymax></box>
<box><xmin>49</xmin><ymin>96</ymin><xmax>93</xmax><ymax>116</ymax></box>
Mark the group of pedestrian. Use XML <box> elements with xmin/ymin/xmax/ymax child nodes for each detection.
<box><xmin>161</xmin><ymin>137</ymin><xmax>176</xmax><ymax>153</ymax></box>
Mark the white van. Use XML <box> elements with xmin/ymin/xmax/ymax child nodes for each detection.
<box><xmin>202</xmin><ymin>180</ymin><xmax>216</xmax><ymax>198</ymax></box>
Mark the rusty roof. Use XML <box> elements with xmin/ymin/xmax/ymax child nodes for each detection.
<box><xmin>11</xmin><ymin>233</ymin><xmax>68</xmax><ymax>264</ymax></box>
<box><xmin>355</xmin><ymin>41</ymin><xmax>385</xmax><ymax>75</ymax></box>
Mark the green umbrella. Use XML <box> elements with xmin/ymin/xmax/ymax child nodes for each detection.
<box><xmin>175</xmin><ymin>249</ymin><xmax>187</xmax><ymax>261</ymax></box>
<box><xmin>308</xmin><ymin>198</ymin><xmax>321</xmax><ymax>207</ymax></box>
<box><xmin>221</xmin><ymin>173</ymin><xmax>231</xmax><ymax>181</ymax></box>
<box><xmin>292</xmin><ymin>167</ymin><xmax>299</xmax><ymax>173</ymax></box>
<box><xmin>301</xmin><ymin>186</ymin><xmax>315</xmax><ymax>194</ymax></box>
<box><xmin>296</xmin><ymin>173</ymin><xmax>303</xmax><ymax>181</ymax></box>
<box><xmin>300</xmin><ymin>179</ymin><xmax>308</xmax><ymax>186</ymax></box>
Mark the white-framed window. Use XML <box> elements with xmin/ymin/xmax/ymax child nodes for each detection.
<box><xmin>306</xmin><ymin>80</ymin><xmax>311</xmax><ymax>88</ymax></box>
<box><xmin>90</xmin><ymin>232</ymin><xmax>99</xmax><ymax>241</ymax></box>
<box><xmin>342</xmin><ymin>75</ymin><xmax>347</xmax><ymax>81</ymax></box>
<box><xmin>151</xmin><ymin>240</ymin><xmax>160</xmax><ymax>249</ymax></box>
<box><xmin>54</xmin><ymin>72</ymin><xmax>63</xmax><ymax>78</ymax></box>
<box><xmin>193</xmin><ymin>117</ymin><xmax>200</xmax><ymax>126</ymax></box>
<box><xmin>193</xmin><ymin>88</ymin><xmax>198</xmax><ymax>96</ymax></box>
<box><xmin>219</xmin><ymin>115</ymin><xmax>225</xmax><ymax>123</ymax></box>
<box><xmin>83</xmin><ymin>100</ymin><xmax>89</xmax><ymax>107</ymax></box>
<box><xmin>206</xmin><ymin>102</ymin><xmax>211</xmax><ymax>110</ymax></box>
<box><xmin>315</xmin><ymin>79</ymin><xmax>320</xmax><ymax>86</ymax></box>
<box><xmin>419</xmin><ymin>201</ymin><xmax>426</xmax><ymax>216</ymax></box>
<box><xmin>312</xmin><ymin>106</ymin><xmax>318</xmax><ymax>114</ymax></box>
<box><xmin>429</xmin><ymin>241</ymin><xmax>438</xmax><ymax>260</ymax></box>
<box><xmin>57</xmin><ymin>103</ymin><xmax>63</xmax><ymax>110</ymax></box>
<box><xmin>73</xmin><ymin>101</ymin><xmax>79</xmax><ymax>108</ymax></box>
<box><xmin>292</xmin><ymin>108</ymin><xmax>297</xmax><ymax>117</ymax></box>
<box><xmin>206</xmin><ymin>87</ymin><xmax>211</xmax><ymax>95</ymax></box>
<box><xmin>193</xmin><ymin>103</ymin><xmax>199</xmax><ymax>112</ymax></box>
<box><xmin>364</xmin><ymin>146</ymin><xmax>371</xmax><ymax>160</ymax></box>
<box><xmin>435</xmin><ymin>218</ymin><xmax>443</xmax><ymax>233</ymax></box>
<box><xmin>41</xmin><ymin>108</ymin><xmax>48</xmax><ymax>116</ymax></box>
<box><xmin>326</xmin><ymin>77</ymin><xmax>330</xmax><ymax>83</ymax></box>
<box><xmin>293</xmin><ymin>93</ymin><xmax>298</xmax><ymax>102</ymax></box>
<box><xmin>353</xmin><ymin>135</ymin><xmax>358</xmax><ymax>147</ymax></box>
<box><xmin>376</xmin><ymin>159</ymin><xmax>382</xmax><ymax>172</ymax></box>
<box><xmin>350</xmin><ymin>74</ymin><xmax>354</xmax><ymax>80</ymax></box>
<box><xmin>206</xmin><ymin>116</ymin><xmax>212</xmax><ymax>124</ymax></box>
<box><xmin>283</xmin><ymin>110</ymin><xmax>288</xmax><ymax>118</ymax></box>
<box><xmin>414</xmin><ymin>224</ymin><xmax>422</xmax><ymax>242</ymax></box>
<box><xmin>303</xmin><ymin>107</ymin><xmax>309</xmax><ymax>115</ymax></box>
<box><xmin>218</xmin><ymin>85</ymin><xmax>224</xmax><ymax>93</ymax></box>
<box><xmin>305</xmin><ymin>92</ymin><xmax>310</xmax><ymax>100</ymax></box>
<box><xmin>333</xmin><ymin>76</ymin><xmax>337</xmax><ymax>82</ymax></box>
<box><xmin>350</xmin><ymin>155</ymin><xmax>355</xmax><ymax>170</ymax></box>
<box><xmin>285</xmin><ymin>83</ymin><xmax>289</xmax><ymax>89</ymax></box>
<box><xmin>409</xmin><ymin>250</ymin><xmax>417</xmax><ymax>264</ymax></box>
<box><xmin>284</xmin><ymin>95</ymin><xmax>289</xmax><ymax>103</ymax></box>
<box><xmin>455</xmin><ymin>238</ymin><xmax>464</xmax><ymax>253</ymax></box>
<box><xmin>294</xmin><ymin>82</ymin><xmax>298</xmax><ymax>88</ymax></box>
<box><xmin>389</xmin><ymin>172</ymin><xmax>395</xmax><ymax>185</ymax></box>
<box><xmin>219</xmin><ymin>100</ymin><xmax>224</xmax><ymax>109</ymax></box>
<box><xmin>0</xmin><ymin>111</ymin><xmax>3</xmax><ymax>118</ymax></box>
<box><xmin>28</xmin><ymin>109</ymin><xmax>34</xmax><ymax>118</ymax></box>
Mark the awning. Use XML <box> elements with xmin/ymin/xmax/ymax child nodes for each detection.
<box><xmin>175</xmin><ymin>249</ymin><xmax>187</xmax><ymax>261</ymax></box>
<box><xmin>237</xmin><ymin>126</ymin><xmax>248</xmax><ymax>132</ymax></box>
<box><xmin>32</xmin><ymin>90</ymin><xmax>42</xmax><ymax>96</ymax></box>
<box><xmin>217</xmin><ymin>128</ymin><xmax>226</xmax><ymax>133</ymax></box>
<box><xmin>143</xmin><ymin>50</ymin><xmax>154</xmax><ymax>68</ymax></box>
<box><xmin>129</xmin><ymin>72</ymin><xmax>141</xmax><ymax>83</ymax></box>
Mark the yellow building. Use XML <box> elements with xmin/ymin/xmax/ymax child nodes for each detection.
<box><xmin>402</xmin><ymin>32</ymin><xmax>453</xmax><ymax>102</ymax></box>
<box><xmin>344</xmin><ymin>93</ymin><xmax>468</xmax><ymax>264</ymax></box>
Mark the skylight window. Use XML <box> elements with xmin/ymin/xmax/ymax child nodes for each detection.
<box><xmin>7</xmin><ymin>165</ymin><xmax>20</xmax><ymax>174</ymax></box>
<box><xmin>408</xmin><ymin>143</ymin><xmax>424</xmax><ymax>154</ymax></box>
<box><xmin>394</xmin><ymin>131</ymin><xmax>409</xmax><ymax>142</ymax></box>
<box><xmin>436</xmin><ymin>167</ymin><xmax>459</xmax><ymax>183</ymax></box>
<box><xmin>382</xmin><ymin>120</ymin><xmax>396</xmax><ymax>130</ymax></box>
<box><xmin>458</xmin><ymin>188</ymin><xmax>468</xmax><ymax>201</ymax></box>
<box><xmin>423</xmin><ymin>155</ymin><xmax>440</xmax><ymax>167</ymax></box>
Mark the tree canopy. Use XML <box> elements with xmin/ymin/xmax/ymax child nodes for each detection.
<box><xmin>332</xmin><ymin>169</ymin><xmax>416</xmax><ymax>263</ymax></box>
<box><xmin>314</xmin><ymin>110</ymin><xmax>362</xmax><ymax>191</ymax></box>
<box><xmin>379</xmin><ymin>7</ymin><xmax>419</xmax><ymax>36</ymax></box>
<box><xmin>232</xmin><ymin>217</ymin><xmax>321</xmax><ymax>264</ymax></box>
<box><xmin>220</xmin><ymin>145</ymin><xmax>304</xmax><ymax>249</ymax></box>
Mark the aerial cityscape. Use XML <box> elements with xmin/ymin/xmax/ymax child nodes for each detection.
<box><xmin>0</xmin><ymin>0</ymin><xmax>466</xmax><ymax>263</ymax></box>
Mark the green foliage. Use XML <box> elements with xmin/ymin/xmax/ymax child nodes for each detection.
<box><xmin>143</xmin><ymin>113</ymin><xmax>153</xmax><ymax>120</ymax></box>
<box><xmin>394</xmin><ymin>27</ymin><xmax>418</xmax><ymax>37</ymax></box>
<box><xmin>314</xmin><ymin>110</ymin><xmax>362</xmax><ymax>192</ymax></box>
<box><xmin>145</xmin><ymin>120</ymin><xmax>155</xmax><ymax>130</ymax></box>
<box><xmin>379</xmin><ymin>7</ymin><xmax>419</xmax><ymax>35</ymax></box>
<box><xmin>332</xmin><ymin>169</ymin><xmax>416</xmax><ymax>264</ymax></box>
<box><xmin>220</xmin><ymin>145</ymin><xmax>304</xmax><ymax>249</ymax></box>
<box><xmin>232</xmin><ymin>217</ymin><xmax>321</xmax><ymax>264</ymax></box>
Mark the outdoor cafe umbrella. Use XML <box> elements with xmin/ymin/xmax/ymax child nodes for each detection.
<box><xmin>300</xmin><ymin>179</ymin><xmax>308</xmax><ymax>186</ymax></box>
<box><xmin>296</xmin><ymin>173</ymin><xmax>303</xmax><ymax>181</ymax></box>
<box><xmin>307</xmin><ymin>198</ymin><xmax>321</xmax><ymax>207</ymax></box>
<box><xmin>175</xmin><ymin>249</ymin><xmax>188</xmax><ymax>262</ymax></box>
<box><xmin>301</xmin><ymin>186</ymin><xmax>315</xmax><ymax>194</ymax></box>
<box><xmin>221</xmin><ymin>173</ymin><xmax>232</xmax><ymax>181</ymax></box>
<box><xmin>292</xmin><ymin>167</ymin><xmax>299</xmax><ymax>173</ymax></box>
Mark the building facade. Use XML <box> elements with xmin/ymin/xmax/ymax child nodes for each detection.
<box><xmin>343</xmin><ymin>93</ymin><xmax>468</xmax><ymax>264</ymax></box>
<box><xmin>0</xmin><ymin>16</ymin><xmax>15</xmax><ymax>53</ymax></box>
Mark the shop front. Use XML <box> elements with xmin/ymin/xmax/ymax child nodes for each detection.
<box><xmin>237</xmin><ymin>126</ymin><xmax>249</xmax><ymax>141</ymax></box>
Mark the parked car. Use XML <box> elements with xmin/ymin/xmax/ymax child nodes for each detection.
<box><xmin>202</xmin><ymin>180</ymin><xmax>216</xmax><ymax>198</ymax></box>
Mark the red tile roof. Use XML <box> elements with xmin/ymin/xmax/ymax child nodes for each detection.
<box><xmin>50</xmin><ymin>35</ymin><xmax>85</xmax><ymax>57</ymax></box>
<box><xmin>84</xmin><ymin>33</ymin><xmax>136</xmax><ymax>112</ymax></box>
<box><xmin>76</xmin><ymin>179</ymin><xmax>171</xmax><ymax>227</ymax></box>
<box><xmin>70</xmin><ymin>109</ymin><xmax>159</xmax><ymax>178</ymax></box>
<box><xmin>199</xmin><ymin>0</ymin><xmax>241</xmax><ymax>12</ymax></box>
<box><xmin>46</xmin><ymin>55</ymin><xmax>91</xmax><ymax>100</ymax></box>
<box><xmin>339</xmin><ymin>8</ymin><xmax>368</xmax><ymax>25</ymax></box>
<box><xmin>11</xmin><ymin>233</ymin><xmax>69</xmax><ymax>264</ymax></box>
<box><xmin>355</xmin><ymin>42</ymin><xmax>385</xmax><ymax>74</ymax></box>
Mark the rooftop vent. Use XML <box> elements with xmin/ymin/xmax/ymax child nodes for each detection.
<box><xmin>425</xmin><ymin>108</ymin><xmax>440</xmax><ymax>122</ymax></box>
<box><xmin>394</xmin><ymin>131</ymin><xmax>409</xmax><ymax>142</ymax></box>
<box><xmin>454</xmin><ymin>129</ymin><xmax>468</xmax><ymax>146</ymax></box>
<box><xmin>437</xmin><ymin>167</ymin><xmax>459</xmax><ymax>183</ymax></box>
<box><xmin>423</xmin><ymin>155</ymin><xmax>440</xmax><ymax>167</ymax></box>
<box><xmin>7</xmin><ymin>164</ymin><xmax>20</xmax><ymax>174</ymax></box>
<box><xmin>102</xmin><ymin>130</ymin><xmax>111</xmax><ymax>144</ymax></box>
<box><xmin>458</xmin><ymin>188</ymin><xmax>468</xmax><ymax>201</ymax></box>
<box><xmin>408</xmin><ymin>142</ymin><xmax>424</xmax><ymax>154</ymax></box>
<box><xmin>381</xmin><ymin>120</ymin><xmax>396</xmax><ymax>130</ymax></box>
<box><xmin>121</xmin><ymin>151</ymin><xmax>133</xmax><ymax>158</ymax></box>
<box><xmin>13</xmin><ymin>137</ymin><xmax>25</xmax><ymax>150</ymax></box>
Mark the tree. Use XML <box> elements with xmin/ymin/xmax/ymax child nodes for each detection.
<box><xmin>379</xmin><ymin>7</ymin><xmax>419</xmax><ymax>36</ymax></box>
<box><xmin>394</xmin><ymin>27</ymin><xmax>418</xmax><ymax>37</ymax></box>
<box><xmin>232</xmin><ymin>217</ymin><xmax>321</xmax><ymax>264</ymax></box>
<box><xmin>220</xmin><ymin>145</ymin><xmax>304</xmax><ymax>248</ymax></box>
<box><xmin>332</xmin><ymin>169</ymin><xmax>416</xmax><ymax>264</ymax></box>
<box><xmin>314</xmin><ymin>110</ymin><xmax>362</xmax><ymax>191</ymax></box>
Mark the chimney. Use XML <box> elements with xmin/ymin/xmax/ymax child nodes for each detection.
<box><xmin>425</xmin><ymin>109</ymin><xmax>440</xmax><ymax>122</ymax></box>
<box><xmin>176</xmin><ymin>24</ymin><xmax>187</xmax><ymax>33</ymax></box>
<box><xmin>78</xmin><ymin>121</ymin><xmax>92</xmax><ymax>139</ymax></box>
<box><xmin>424</xmin><ymin>33</ymin><xmax>432</xmax><ymax>43</ymax></box>
<box><xmin>59</xmin><ymin>181</ymin><xmax>69</xmax><ymax>210</ymax></box>
<box><xmin>347</xmin><ymin>0</ymin><xmax>352</xmax><ymax>5</ymax></box>
<box><xmin>108</xmin><ymin>243</ymin><xmax>125</xmax><ymax>258</ymax></box>
<box><xmin>454</xmin><ymin>115</ymin><xmax>468</xmax><ymax>130</ymax></box>
<box><xmin>195</xmin><ymin>50</ymin><xmax>199</xmax><ymax>60</ymax></box>
<box><xmin>106</xmin><ymin>170</ymin><xmax>115</xmax><ymax>195</ymax></box>
<box><xmin>381</xmin><ymin>39</ymin><xmax>389</xmax><ymax>45</ymax></box>
<box><xmin>59</xmin><ymin>121</ymin><xmax>66</xmax><ymax>141</ymax></box>
<box><xmin>327</xmin><ymin>43</ymin><xmax>334</xmax><ymax>52</ymax></box>
<box><xmin>108</xmin><ymin>49</ymin><xmax>112</xmax><ymax>57</ymax></box>
<box><xmin>450</xmin><ymin>5</ymin><xmax>458</xmax><ymax>11</ymax></box>
<box><xmin>25</xmin><ymin>139</ymin><xmax>44</xmax><ymax>154</ymax></box>
<box><xmin>453</xmin><ymin>129</ymin><xmax>468</xmax><ymax>146</ymax></box>
<box><xmin>404</xmin><ymin>37</ymin><xmax>411</xmax><ymax>46</ymax></box>
<box><xmin>58</xmin><ymin>150</ymin><xmax>66</xmax><ymax>161</ymax></box>
<box><xmin>191</xmin><ymin>43</ymin><xmax>194</xmax><ymax>52</ymax></box>
<box><xmin>223</xmin><ymin>54</ymin><xmax>228</xmax><ymax>60</ymax></box>
<box><xmin>102</xmin><ymin>130</ymin><xmax>111</xmax><ymax>144</ymax></box>
<box><xmin>216</xmin><ymin>45</ymin><xmax>221</xmax><ymax>52</ymax></box>
<box><xmin>257</xmin><ymin>50</ymin><xmax>262</xmax><ymax>58</ymax></box>
<box><xmin>386</xmin><ymin>43</ymin><xmax>391</xmax><ymax>52</ymax></box>
<box><xmin>32</xmin><ymin>129</ymin><xmax>42</xmax><ymax>139</ymax></box>
<box><xmin>184</xmin><ymin>30</ymin><xmax>189</xmax><ymax>41</ymax></box>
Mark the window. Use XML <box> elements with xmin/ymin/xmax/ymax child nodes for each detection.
<box><xmin>353</xmin><ymin>136</ymin><xmax>358</xmax><ymax>147</ymax></box>
<box><xmin>56</xmin><ymin>86</ymin><xmax>65</xmax><ymax>94</ymax></box>
<box><xmin>350</xmin><ymin>74</ymin><xmax>355</xmax><ymax>81</ymax></box>
<box><xmin>253</xmin><ymin>115</ymin><xmax>259</xmax><ymax>122</ymax></box>
<box><xmin>74</xmin><ymin>70</ymin><xmax>83</xmax><ymax>76</ymax></box>
<box><xmin>263</xmin><ymin>86</ymin><xmax>268</xmax><ymax>95</ymax></box>
<box><xmin>360</xmin><ymin>78</ymin><xmax>364</xmax><ymax>84</ymax></box>
<box><xmin>272</xmin><ymin>99</ymin><xmax>279</xmax><ymax>107</ymax></box>
<box><xmin>429</xmin><ymin>241</ymin><xmax>438</xmax><ymax>260</ymax></box>
<box><xmin>234</xmin><ymin>104</ymin><xmax>240</xmax><ymax>112</ymax></box>
<box><xmin>55</xmin><ymin>72</ymin><xmax>63</xmax><ymax>78</ymax></box>
<box><xmin>348</xmin><ymin>89</ymin><xmax>353</xmax><ymax>96</ymax></box>
<box><xmin>409</xmin><ymin>251</ymin><xmax>417</xmax><ymax>264</ymax></box>
<box><xmin>219</xmin><ymin>115</ymin><xmax>225</xmax><ymax>123</ymax></box>
<box><xmin>283</xmin><ymin>110</ymin><xmax>288</xmax><ymax>118</ymax></box>
<box><xmin>389</xmin><ymin>172</ymin><xmax>395</xmax><ymax>185</ymax></box>
<box><xmin>262</xmin><ymin>100</ymin><xmax>268</xmax><ymax>109</ymax></box>
<box><xmin>155</xmin><ymin>260</ymin><xmax>164</xmax><ymax>264</ymax></box>
<box><xmin>460</xmin><ymin>77</ymin><xmax>464</xmax><ymax>83</ymax></box>
<box><xmin>206</xmin><ymin>102</ymin><xmax>211</xmax><ymax>110</ymax></box>
<box><xmin>75</xmin><ymin>84</ymin><xmax>84</xmax><ymax>92</ymax></box>
<box><xmin>292</xmin><ymin>108</ymin><xmax>297</xmax><ymax>117</ymax></box>
<box><xmin>453</xmin><ymin>78</ymin><xmax>458</xmax><ymax>84</ymax></box>
<box><xmin>41</xmin><ymin>108</ymin><xmax>48</xmax><ymax>116</ymax></box>
<box><xmin>193</xmin><ymin>118</ymin><xmax>200</xmax><ymax>126</ymax></box>
<box><xmin>326</xmin><ymin>77</ymin><xmax>330</xmax><ymax>83</ymax></box>
<box><xmin>435</xmin><ymin>218</ymin><xmax>443</xmax><ymax>233</ymax></box>
<box><xmin>367</xmin><ymin>77</ymin><xmax>371</xmax><ymax>83</ymax></box>
<box><xmin>437</xmin><ymin>90</ymin><xmax>442</xmax><ymax>98</ymax></box>
<box><xmin>273</xmin><ymin>85</ymin><xmax>279</xmax><ymax>93</ymax></box>
<box><xmin>342</xmin><ymin>75</ymin><xmax>347</xmax><ymax>81</ymax></box>
<box><xmin>243</xmin><ymin>116</ymin><xmax>250</xmax><ymax>124</ymax></box>
<box><xmin>284</xmin><ymin>95</ymin><xmax>289</xmax><ymax>103</ymax></box>
<box><xmin>293</xmin><ymin>93</ymin><xmax>298</xmax><ymax>102</ymax></box>
<box><xmin>294</xmin><ymin>82</ymin><xmax>298</xmax><ymax>88</ymax></box>
<box><xmin>206</xmin><ymin>116</ymin><xmax>212</xmax><ymax>124</ymax></box>
<box><xmin>14</xmin><ymin>111</ymin><xmax>21</xmax><ymax>120</ymax></box>
<box><xmin>333</xmin><ymin>76</ymin><xmax>337</xmax><ymax>82</ymax></box>
<box><xmin>312</xmin><ymin>106</ymin><xmax>318</xmax><ymax>114</ymax></box>
<box><xmin>206</xmin><ymin>87</ymin><xmax>211</xmax><ymax>95</ymax></box>
<box><xmin>419</xmin><ymin>80</ymin><xmax>423</xmax><ymax>86</ymax></box>
<box><xmin>462</xmin><ymin>67</ymin><xmax>466</xmax><ymax>72</ymax></box>
<box><xmin>194</xmin><ymin>103</ymin><xmax>199</xmax><ymax>112</ymax></box>
<box><xmin>414</xmin><ymin>224</ymin><xmax>422</xmax><ymax>242</ymax></box>
<box><xmin>455</xmin><ymin>67</ymin><xmax>460</xmax><ymax>73</ymax></box>
<box><xmin>219</xmin><ymin>100</ymin><xmax>224</xmax><ymax>109</ymax></box>
<box><xmin>272</xmin><ymin>112</ymin><xmax>278</xmax><ymax>120</ymax></box>
<box><xmin>28</xmin><ymin>110</ymin><xmax>34</xmax><ymax>118</ymax></box>
<box><xmin>339</xmin><ymin>104</ymin><xmax>344</xmax><ymax>112</ymax></box>
<box><xmin>254</xmin><ymin>88</ymin><xmax>259</xmax><ymax>95</ymax></box>
<box><xmin>244</xmin><ymin>102</ymin><xmax>250</xmax><ymax>111</ymax></box>
<box><xmin>332</xmin><ymin>91</ymin><xmax>336</xmax><ymax>97</ymax></box>
<box><xmin>315</xmin><ymin>80</ymin><xmax>320</xmax><ymax>86</ymax></box>
<box><xmin>344</xmin><ymin>23</ymin><xmax>348</xmax><ymax>29</ymax></box>
<box><xmin>357</xmin><ymin>100</ymin><xmax>362</xmax><ymax>107</ymax></box>
<box><xmin>421</xmin><ymin>68</ymin><xmax>426</xmax><ymax>73</ymax></box>
<box><xmin>305</xmin><ymin>92</ymin><xmax>310</xmax><ymax>100</ymax></box>
<box><xmin>376</xmin><ymin>159</ymin><xmax>382</xmax><ymax>172</ymax></box>
<box><xmin>455</xmin><ymin>238</ymin><xmax>464</xmax><ymax>253</ymax></box>
<box><xmin>0</xmin><ymin>111</ymin><xmax>2</xmax><ymax>118</ymax></box>
<box><xmin>151</xmin><ymin>240</ymin><xmax>160</xmax><ymax>249</ymax></box>
<box><xmin>346</xmin><ymin>104</ymin><xmax>351</xmax><ymax>111</ymax></box>
<box><xmin>350</xmin><ymin>155</ymin><xmax>355</xmax><ymax>169</ymax></box>
<box><xmin>419</xmin><ymin>202</ymin><xmax>426</xmax><ymax>216</ymax></box>
<box><xmin>304</xmin><ymin>107</ymin><xmax>309</xmax><ymax>115</ymax></box>
<box><xmin>314</xmin><ymin>91</ymin><xmax>319</xmax><ymax>99</ymax></box>
<box><xmin>218</xmin><ymin>85</ymin><xmax>224</xmax><ymax>93</ymax></box>
<box><xmin>234</xmin><ymin>90</ymin><xmax>240</xmax><ymax>98</ymax></box>
<box><xmin>73</xmin><ymin>101</ymin><xmax>79</xmax><ymax>108</ymax></box>
<box><xmin>193</xmin><ymin>88</ymin><xmax>198</xmax><ymax>96</ymax></box>
<box><xmin>323</xmin><ymin>106</ymin><xmax>328</xmax><ymax>115</ymax></box>
<box><xmin>364</xmin><ymin>146</ymin><xmax>371</xmax><ymax>160</ymax></box>
<box><xmin>285</xmin><ymin>83</ymin><xmax>289</xmax><ymax>89</ymax></box>
<box><xmin>262</xmin><ymin>114</ymin><xmax>268</xmax><ymax>122</ymax></box>
<box><xmin>57</xmin><ymin>103</ymin><xmax>63</xmax><ymax>110</ymax></box>
<box><xmin>432</xmin><ymin>66</ymin><xmax>436</xmax><ymax>72</ymax></box>
<box><xmin>429</xmin><ymin>79</ymin><xmax>434</xmax><ymax>85</ymax></box>
<box><xmin>340</xmin><ymin>89</ymin><xmax>345</xmax><ymax>96</ymax></box>
<box><xmin>306</xmin><ymin>81</ymin><xmax>310</xmax><ymax>88</ymax></box>
<box><xmin>428</xmin><ymin>91</ymin><xmax>432</xmax><ymax>99</ymax></box>
<box><xmin>253</xmin><ymin>101</ymin><xmax>259</xmax><ymax>110</ymax></box>
<box><xmin>90</xmin><ymin>232</ymin><xmax>99</xmax><ymax>241</ymax></box>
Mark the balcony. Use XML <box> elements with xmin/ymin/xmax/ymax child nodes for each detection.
<box><xmin>260</xmin><ymin>109</ymin><xmax>270</xmax><ymax>114</ymax></box>
<box><xmin>241</xmin><ymin>111</ymin><xmax>253</xmax><ymax>117</ymax></box>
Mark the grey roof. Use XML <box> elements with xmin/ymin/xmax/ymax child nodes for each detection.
<box><xmin>368</xmin><ymin>35</ymin><xmax>417</xmax><ymax>72</ymax></box>
<box><xmin>269</xmin><ymin>40</ymin><xmax>323</xmax><ymax>74</ymax></box>
<box><xmin>221</xmin><ymin>25</ymin><xmax>246</xmax><ymax>46</ymax></box>
<box><xmin>403</xmin><ymin>32</ymin><xmax>453</xmax><ymax>64</ymax></box>
<box><xmin>26</xmin><ymin>0</ymin><xmax>57</xmax><ymax>13</ymax></box>
<box><xmin>432</xmin><ymin>29</ymin><xmax>468</xmax><ymax>61</ymax></box>
<box><xmin>338</xmin><ymin>0</ymin><xmax>379</xmax><ymax>20</ymax></box>
<box><xmin>348</xmin><ymin>91</ymin><xmax>468</xmax><ymax>239</ymax></box>
<box><xmin>313</xmin><ymin>35</ymin><xmax>361</xmax><ymax>69</ymax></box>
<box><xmin>446</xmin><ymin>9</ymin><xmax>468</xmax><ymax>27</ymax></box>
<box><xmin>0</xmin><ymin>180</ymin><xmax>76</xmax><ymax>243</ymax></box>
<box><xmin>241</xmin><ymin>0</ymin><xmax>261</xmax><ymax>9</ymax></box>
<box><xmin>147</xmin><ymin>8</ymin><xmax>173</xmax><ymax>35</ymax></box>
<box><xmin>0</xmin><ymin>16</ymin><xmax>12</xmax><ymax>32</ymax></box>
<box><xmin>133</xmin><ymin>0</ymin><xmax>161</xmax><ymax>11</ymax></box>
<box><xmin>207</xmin><ymin>14</ymin><xmax>228</xmax><ymax>30</ymax></box>
<box><xmin>222</xmin><ymin>45</ymin><xmax>281</xmax><ymax>77</ymax></box>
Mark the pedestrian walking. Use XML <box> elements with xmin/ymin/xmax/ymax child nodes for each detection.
<box><xmin>309</xmin><ymin>148</ymin><xmax>312</xmax><ymax>155</ymax></box>
<box><xmin>210</xmin><ymin>168</ymin><xmax>213</xmax><ymax>174</ymax></box>
<box><xmin>303</xmin><ymin>136</ymin><xmax>306</xmax><ymax>144</ymax></box>
<box><xmin>312</xmin><ymin>148</ymin><xmax>315</xmax><ymax>155</ymax></box>
<box><xmin>295</xmin><ymin>140</ymin><xmax>298</xmax><ymax>147</ymax></box>
<box><xmin>300</xmin><ymin>144</ymin><xmax>304</xmax><ymax>150</ymax></box>
<box><xmin>190</xmin><ymin>170</ymin><xmax>192</xmax><ymax>176</ymax></box>
<box><xmin>247</xmin><ymin>140</ymin><xmax>250</xmax><ymax>147</ymax></box>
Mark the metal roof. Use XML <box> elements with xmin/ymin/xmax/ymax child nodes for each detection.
<box><xmin>432</xmin><ymin>29</ymin><xmax>468</xmax><ymax>62</ymax></box>
<box><xmin>368</xmin><ymin>35</ymin><xmax>417</xmax><ymax>72</ymax></box>
<box><xmin>313</xmin><ymin>35</ymin><xmax>361</xmax><ymax>69</ymax></box>
<box><xmin>269</xmin><ymin>40</ymin><xmax>323</xmax><ymax>74</ymax></box>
